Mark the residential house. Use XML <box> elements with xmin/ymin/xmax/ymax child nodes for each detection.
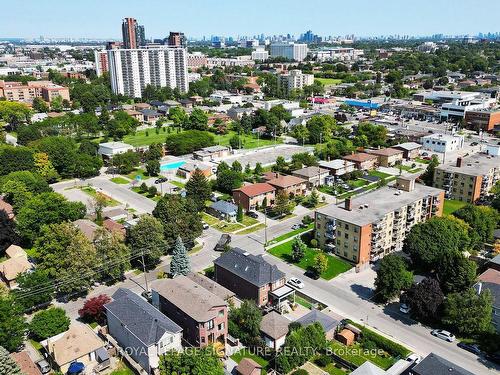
<box><xmin>151</xmin><ymin>276</ymin><xmax>228</xmax><ymax>348</ymax></box>
<box><xmin>367</xmin><ymin>148</ymin><xmax>404</xmax><ymax>167</ymax></box>
<box><xmin>0</xmin><ymin>245</ymin><xmax>32</xmax><ymax>288</ymax></box>
<box><xmin>123</xmin><ymin>109</ymin><xmax>143</xmax><ymax>122</ymax></box>
<box><xmin>260</xmin><ymin>311</ymin><xmax>289</xmax><ymax>350</ymax></box>
<box><xmin>193</xmin><ymin>145</ymin><xmax>231</xmax><ymax>162</ymax></box>
<box><xmin>236</xmin><ymin>358</ymin><xmax>263</xmax><ymax>375</ymax></box>
<box><xmin>318</xmin><ymin>159</ymin><xmax>356</xmax><ymax>177</ymax></box>
<box><xmin>178</xmin><ymin>99</ymin><xmax>193</xmax><ymax>108</ymax></box>
<box><xmin>474</xmin><ymin>268</ymin><xmax>500</xmax><ymax>332</ymax></box>
<box><xmin>185</xmin><ymin>272</ymin><xmax>236</xmax><ymax>304</ymax></box>
<box><xmin>295</xmin><ymin>309</ymin><xmax>340</xmax><ymax>340</ymax></box>
<box><xmin>292</xmin><ymin>166</ymin><xmax>330</xmax><ymax>188</ymax></box>
<box><xmin>42</xmin><ymin>324</ymin><xmax>108</xmax><ymax>374</ymax></box>
<box><xmin>0</xmin><ymin>198</ymin><xmax>14</xmax><ymax>219</ymax></box>
<box><xmin>140</xmin><ymin>109</ymin><xmax>161</xmax><ymax>125</ymax></box>
<box><xmin>349</xmin><ymin>361</ymin><xmax>387</xmax><ymax>375</ymax></box>
<box><xmin>134</xmin><ymin>103</ymin><xmax>151</xmax><ymax>111</ymax></box>
<box><xmin>227</xmin><ymin>107</ymin><xmax>255</xmax><ymax>121</ymax></box>
<box><xmin>102</xmin><ymin>218</ymin><xmax>126</xmax><ymax>237</ymax></box>
<box><xmin>105</xmin><ymin>288</ymin><xmax>183</xmax><ymax>373</ymax></box>
<box><xmin>177</xmin><ymin>162</ymin><xmax>213</xmax><ymax>179</ymax></box>
<box><xmin>393</xmin><ymin>142</ymin><xmax>422</xmax><ymax>160</ymax></box>
<box><xmin>233</xmin><ymin>183</ymin><xmax>276</xmax><ymax>211</ymax></box>
<box><xmin>73</xmin><ymin>219</ymin><xmax>100</xmax><ymax>241</ymax></box>
<box><xmin>409</xmin><ymin>353</ymin><xmax>474</xmax><ymax>375</ymax></box>
<box><xmin>103</xmin><ymin>207</ymin><xmax>129</xmax><ymax>222</ymax></box>
<box><xmin>214</xmin><ymin>248</ymin><xmax>292</xmax><ymax>308</ymax></box>
<box><xmin>266</xmin><ymin>173</ymin><xmax>308</xmax><ymax>197</ymax></box>
<box><xmin>342</xmin><ymin>153</ymin><xmax>378</xmax><ymax>170</ymax></box>
<box><xmin>10</xmin><ymin>352</ymin><xmax>42</xmax><ymax>375</ymax></box>
<box><xmin>207</xmin><ymin>200</ymin><xmax>238</xmax><ymax>222</ymax></box>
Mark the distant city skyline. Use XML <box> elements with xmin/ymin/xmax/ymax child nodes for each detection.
<box><xmin>1</xmin><ymin>0</ymin><xmax>499</xmax><ymax>40</ymax></box>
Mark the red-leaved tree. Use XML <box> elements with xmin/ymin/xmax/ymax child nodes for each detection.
<box><xmin>78</xmin><ymin>294</ymin><xmax>111</xmax><ymax>324</ymax></box>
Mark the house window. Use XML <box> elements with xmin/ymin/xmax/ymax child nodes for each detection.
<box><xmin>218</xmin><ymin>310</ymin><xmax>224</xmax><ymax>317</ymax></box>
<box><xmin>206</xmin><ymin>320</ymin><xmax>214</xmax><ymax>330</ymax></box>
<box><xmin>201</xmin><ymin>337</ymin><xmax>205</xmax><ymax>344</ymax></box>
<box><xmin>218</xmin><ymin>323</ymin><xmax>225</xmax><ymax>331</ymax></box>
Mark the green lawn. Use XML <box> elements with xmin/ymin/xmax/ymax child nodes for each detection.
<box><xmin>348</xmin><ymin>179</ymin><xmax>369</xmax><ymax>188</ymax></box>
<box><xmin>267</xmin><ymin>223</ymin><xmax>314</xmax><ymax>246</ymax></box>
<box><xmin>131</xmin><ymin>187</ymin><xmax>161</xmax><ymax>202</ymax></box>
<box><xmin>443</xmin><ymin>199</ymin><xmax>467</xmax><ymax>215</ymax></box>
<box><xmin>368</xmin><ymin>170</ymin><xmax>392</xmax><ymax>179</ymax></box>
<box><xmin>216</xmin><ymin>130</ymin><xmax>281</xmax><ymax>149</ymax></box>
<box><xmin>201</xmin><ymin>212</ymin><xmax>260</xmax><ymax>233</ymax></box>
<box><xmin>126</xmin><ymin>168</ymin><xmax>146</xmax><ymax>181</ymax></box>
<box><xmin>415</xmin><ymin>157</ymin><xmax>431</xmax><ymax>164</ymax></box>
<box><xmin>315</xmin><ymin>78</ymin><xmax>343</xmax><ymax>86</ymax></box>
<box><xmin>295</xmin><ymin>294</ymin><xmax>314</xmax><ymax>309</ymax></box>
<box><xmin>169</xmin><ymin>180</ymin><xmax>185</xmax><ymax>188</ymax></box>
<box><xmin>329</xmin><ymin>340</ymin><xmax>396</xmax><ymax>370</ymax></box>
<box><xmin>231</xmin><ymin>350</ymin><xmax>269</xmax><ymax>374</ymax></box>
<box><xmin>123</xmin><ymin>128</ymin><xmax>168</xmax><ymax>146</ymax></box>
<box><xmin>80</xmin><ymin>186</ymin><xmax>120</xmax><ymax>206</ymax></box>
<box><xmin>268</xmin><ymin>239</ymin><xmax>352</xmax><ymax>280</ymax></box>
<box><xmin>110</xmin><ymin>361</ymin><xmax>135</xmax><ymax>375</ymax></box>
<box><xmin>111</xmin><ymin>176</ymin><xmax>131</xmax><ymax>184</ymax></box>
<box><xmin>237</xmin><ymin>223</ymin><xmax>266</xmax><ymax>234</ymax></box>
<box><xmin>29</xmin><ymin>339</ymin><xmax>43</xmax><ymax>351</ymax></box>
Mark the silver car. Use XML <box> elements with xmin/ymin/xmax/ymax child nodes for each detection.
<box><xmin>431</xmin><ymin>329</ymin><xmax>455</xmax><ymax>342</ymax></box>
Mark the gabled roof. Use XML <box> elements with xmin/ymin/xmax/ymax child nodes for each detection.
<box><xmin>295</xmin><ymin>309</ymin><xmax>340</xmax><ymax>332</ymax></box>
<box><xmin>367</xmin><ymin>147</ymin><xmax>404</xmax><ymax>157</ymax></box>
<box><xmin>236</xmin><ymin>358</ymin><xmax>262</xmax><ymax>375</ymax></box>
<box><xmin>0</xmin><ymin>254</ymin><xmax>31</xmax><ymax>281</ymax></box>
<box><xmin>349</xmin><ymin>361</ymin><xmax>387</xmax><ymax>375</ymax></box>
<box><xmin>105</xmin><ymin>288</ymin><xmax>182</xmax><ymax>346</ymax></box>
<box><xmin>185</xmin><ymin>272</ymin><xmax>235</xmax><ymax>301</ymax></box>
<box><xmin>233</xmin><ymin>183</ymin><xmax>275</xmax><ymax>198</ymax></box>
<box><xmin>267</xmin><ymin>174</ymin><xmax>307</xmax><ymax>189</ymax></box>
<box><xmin>140</xmin><ymin>109</ymin><xmax>161</xmax><ymax>117</ymax></box>
<box><xmin>342</xmin><ymin>153</ymin><xmax>378</xmax><ymax>163</ymax></box>
<box><xmin>5</xmin><ymin>244</ymin><xmax>26</xmax><ymax>259</ymax></box>
<box><xmin>210</xmin><ymin>200</ymin><xmax>238</xmax><ymax>215</ymax></box>
<box><xmin>411</xmin><ymin>353</ymin><xmax>474</xmax><ymax>375</ymax></box>
<box><xmin>214</xmin><ymin>248</ymin><xmax>285</xmax><ymax>287</ymax></box>
<box><xmin>151</xmin><ymin>276</ymin><xmax>227</xmax><ymax>322</ymax></box>
<box><xmin>73</xmin><ymin>219</ymin><xmax>99</xmax><ymax>241</ymax></box>
<box><xmin>394</xmin><ymin>142</ymin><xmax>422</xmax><ymax>151</ymax></box>
<box><xmin>292</xmin><ymin>166</ymin><xmax>330</xmax><ymax>178</ymax></box>
<box><xmin>260</xmin><ymin>311</ymin><xmax>289</xmax><ymax>340</ymax></box>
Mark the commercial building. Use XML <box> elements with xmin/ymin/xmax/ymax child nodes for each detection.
<box><xmin>251</xmin><ymin>47</ymin><xmax>269</xmax><ymax>61</ymax></box>
<box><xmin>151</xmin><ymin>276</ymin><xmax>228</xmax><ymax>348</ymax></box>
<box><xmin>279</xmin><ymin>69</ymin><xmax>314</xmax><ymax>93</ymax></box>
<box><xmin>315</xmin><ymin>175</ymin><xmax>444</xmax><ymax>265</ymax></box>
<box><xmin>0</xmin><ymin>80</ymin><xmax>70</xmax><ymax>103</ymax></box>
<box><xmin>464</xmin><ymin>109</ymin><xmax>500</xmax><ymax>132</ymax></box>
<box><xmin>107</xmin><ymin>46</ymin><xmax>188</xmax><ymax>97</ymax></box>
<box><xmin>98</xmin><ymin>141</ymin><xmax>134</xmax><ymax>159</ymax></box>
<box><xmin>122</xmin><ymin>17</ymin><xmax>146</xmax><ymax>49</ymax></box>
<box><xmin>393</xmin><ymin>142</ymin><xmax>422</xmax><ymax>160</ymax></box>
<box><xmin>168</xmin><ymin>32</ymin><xmax>186</xmax><ymax>47</ymax></box>
<box><xmin>433</xmin><ymin>154</ymin><xmax>500</xmax><ymax>202</ymax></box>
<box><xmin>420</xmin><ymin>133</ymin><xmax>464</xmax><ymax>153</ymax></box>
<box><xmin>270</xmin><ymin>43</ymin><xmax>308</xmax><ymax>62</ymax></box>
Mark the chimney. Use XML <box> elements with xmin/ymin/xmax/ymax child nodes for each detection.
<box><xmin>345</xmin><ymin>197</ymin><xmax>352</xmax><ymax>211</ymax></box>
<box><xmin>456</xmin><ymin>157</ymin><xmax>462</xmax><ymax>168</ymax></box>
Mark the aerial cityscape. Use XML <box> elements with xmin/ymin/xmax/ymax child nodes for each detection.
<box><xmin>1</xmin><ymin>1</ymin><xmax>500</xmax><ymax>375</ymax></box>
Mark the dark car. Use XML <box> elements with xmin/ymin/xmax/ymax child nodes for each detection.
<box><xmin>470</xmin><ymin>142</ymin><xmax>478</xmax><ymax>146</ymax></box>
<box><xmin>304</xmin><ymin>269</ymin><xmax>320</xmax><ymax>280</ymax></box>
<box><xmin>214</xmin><ymin>234</ymin><xmax>231</xmax><ymax>251</ymax></box>
<box><xmin>486</xmin><ymin>352</ymin><xmax>500</xmax><ymax>365</ymax></box>
<box><xmin>154</xmin><ymin>177</ymin><xmax>168</xmax><ymax>184</ymax></box>
<box><xmin>247</xmin><ymin>211</ymin><xmax>259</xmax><ymax>219</ymax></box>
<box><xmin>141</xmin><ymin>290</ymin><xmax>152</xmax><ymax>303</ymax></box>
<box><xmin>457</xmin><ymin>342</ymin><xmax>481</xmax><ymax>355</ymax></box>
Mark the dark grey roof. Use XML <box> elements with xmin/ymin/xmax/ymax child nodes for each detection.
<box><xmin>214</xmin><ymin>248</ymin><xmax>285</xmax><ymax>287</ymax></box>
<box><xmin>149</xmin><ymin>100</ymin><xmax>166</xmax><ymax>107</ymax></box>
<box><xmin>140</xmin><ymin>109</ymin><xmax>160</xmax><ymax>117</ymax></box>
<box><xmin>479</xmin><ymin>281</ymin><xmax>500</xmax><ymax>308</ymax></box>
<box><xmin>295</xmin><ymin>309</ymin><xmax>340</xmax><ymax>332</ymax></box>
<box><xmin>210</xmin><ymin>200</ymin><xmax>238</xmax><ymax>215</ymax></box>
<box><xmin>105</xmin><ymin>288</ymin><xmax>182</xmax><ymax>346</ymax></box>
<box><xmin>411</xmin><ymin>353</ymin><xmax>475</xmax><ymax>375</ymax></box>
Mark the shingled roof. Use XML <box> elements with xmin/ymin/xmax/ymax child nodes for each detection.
<box><xmin>214</xmin><ymin>247</ymin><xmax>285</xmax><ymax>287</ymax></box>
<box><xmin>411</xmin><ymin>353</ymin><xmax>475</xmax><ymax>375</ymax></box>
<box><xmin>105</xmin><ymin>288</ymin><xmax>182</xmax><ymax>346</ymax></box>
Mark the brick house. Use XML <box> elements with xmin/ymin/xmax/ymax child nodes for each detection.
<box><xmin>367</xmin><ymin>148</ymin><xmax>404</xmax><ymax>167</ymax></box>
<box><xmin>265</xmin><ymin>173</ymin><xmax>308</xmax><ymax>197</ymax></box>
<box><xmin>233</xmin><ymin>183</ymin><xmax>276</xmax><ymax>211</ymax></box>
<box><xmin>214</xmin><ymin>248</ymin><xmax>287</xmax><ymax>307</ymax></box>
<box><xmin>342</xmin><ymin>153</ymin><xmax>378</xmax><ymax>170</ymax></box>
<box><xmin>151</xmin><ymin>276</ymin><xmax>228</xmax><ymax>348</ymax></box>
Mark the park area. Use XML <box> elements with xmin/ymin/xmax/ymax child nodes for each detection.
<box><xmin>443</xmin><ymin>199</ymin><xmax>468</xmax><ymax>215</ymax></box>
<box><xmin>268</xmin><ymin>236</ymin><xmax>352</xmax><ymax>280</ymax></box>
<box><xmin>314</xmin><ymin>77</ymin><xmax>343</xmax><ymax>86</ymax></box>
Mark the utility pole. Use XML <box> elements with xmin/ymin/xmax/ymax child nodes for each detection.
<box><xmin>141</xmin><ymin>249</ymin><xmax>149</xmax><ymax>292</ymax></box>
<box><xmin>264</xmin><ymin>207</ymin><xmax>268</xmax><ymax>247</ymax></box>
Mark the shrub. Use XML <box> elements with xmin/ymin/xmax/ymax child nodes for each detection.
<box><xmin>315</xmin><ymin>354</ymin><xmax>333</xmax><ymax>367</ymax></box>
<box><xmin>310</xmin><ymin>238</ymin><xmax>318</xmax><ymax>248</ymax></box>
<box><xmin>291</xmin><ymin>370</ymin><xmax>308</xmax><ymax>375</ymax></box>
<box><xmin>140</xmin><ymin>182</ymin><xmax>148</xmax><ymax>193</ymax></box>
<box><xmin>78</xmin><ymin>295</ymin><xmax>111</xmax><ymax>324</ymax></box>
<box><xmin>30</xmin><ymin>307</ymin><xmax>70</xmax><ymax>341</ymax></box>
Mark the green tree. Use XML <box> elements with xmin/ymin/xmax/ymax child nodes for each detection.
<box><xmin>152</xmin><ymin>195</ymin><xmax>203</xmax><ymax>249</ymax></box>
<box><xmin>314</xmin><ymin>253</ymin><xmax>328</xmax><ymax>277</ymax></box>
<box><xmin>29</xmin><ymin>307</ymin><xmax>70</xmax><ymax>341</ymax></box>
<box><xmin>0</xmin><ymin>180</ymin><xmax>33</xmax><ymax>210</ymax></box>
<box><xmin>127</xmin><ymin>215</ymin><xmax>166</xmax><ymax>266</ymax></box>
<box><xmin>32</xmin><ymin>97</ymin><xmax>49</xmax><ymax>113</ymax></box>
<box><xmin>105</xmin><ymin>110</ymin><xmax>139</xmax><ymax>139</ymax></box>
<box><xmin>421</xmin><ymin>155</ymin><xmax>439</xmax><ymax>186</ymax></box>
<box><xmin>404</xmin><ymin>277</ymin><xmax>444</xmax><ymax>323</ymax></box>
<box><xmin>168</xmin><ymin>106</ymin><xmax>188</xmax><ymax>126</ymax></box>
<box><xmin>0</xmin><ymin>101</ymin><xmax>32</xmax><ymax>126</ymax></box>
<box><xmin>306</xmin><ymin>115</ymin><xmax>337</xmax><ymax>144</ymax></box>
<box><xmin>33</xmin><ymin>152</ymin><xmax>59</xmax><ymax>182</ymax></box>
<box><xmin>13</xmin><ymin>269</ymin><xmax>54</xmax><ymax>311</ymax></box>
<box><xmin>0</xmin><ymin>145</ymin><xmax>35</xmax><ymax>176</ymax></box>
<box><xmin>32</xmin><ymin>136</ymin><xmax>78</xmax><ymax>178</ymax></box>
<box><xmin>355</xmin><ymin>122</ymin><xmax>387</xmax><ymax>147</ymax></box>
<box><xmin>16</xmin><ymin>192</ymin><xmax>86</xmax><ymax>243</ymax></box>
<box><xmin>453</xmin><ymin>204</ymin><xmax>499</xmax><ymax>249</ymax></box>
<box><xmin>93</xmin><ymin>228</ymin><xmax>131</xmax><ymax>281</ymax></box>
<box><xmin>186</xmin><ymin>108</ymin><xmax>208</xmax><ymax>131</ymax></box>
<box><xmin>34</xmin><ymin>222</ymin><xmax>98</xmax><ymax>294</ymax></box>
<box><xmin>236</xmin><ymin>205</ymin><xmax>243</xmax><ymax>223</ymax></box>
<box><xmin>0</xmin><ymin>210</ymin><xmax>18</xmax><ymax>255</ymax></box>
<box><xmin>273</xmin><ymin>156</ymin><xmax>288</xmax><ymax>173</ymax></box>
<box><xmin>164</xmin><ymin>130</ymin><xmax>215</xmax><ymax>155</ymax></box>
<box><xmin>443</xmin><ymin>288</ymin><xmax>493</xmax><ymax>336</ymax></box>
<box><xmin>74</xmin><ymin>153</ymin><xmax>103</xmax><ymax>178</ymax></box>
<box><xmin>437</xmin><ymin>251</ymin><xmax>477</xmax><ymax>294</ymax></box>
<box><xmin>404</xmin><ymin>216</ymin><xmax>471</xmax><ymax>268</ymax></box>
<box><xmin>274</xmin><ymin>190</ymin><xmax>295</xmax><ymax>217</ymax></box>
<box><xmin>374</xmin><ymin>254</ymin><xmax>413</xmax><ymax>302</ymax></box>
<box><xmin>291</xmin><ymin>237</ymin><xmax>307</xmax><ymax>262</ymax></box>
<box><xmin>185</xmin><ymin>168</ymin><xmax>212</xmax><ymax>211</ymax></box>
<box><xmin>145</xmin><ymin>159</ymin><xmax>160</xmax><ymax>176</ymax></box>
<box><xmin>216</xmin><ymin>169</ymin><xmax>243</xmax><ymax>194</ymax></box>
<box><xmin>228</xmin><ymin>300</ymin><xmax>263</xmax><ymax>345</ymax></box>
<box><xmin>170</xmin><ymin>236</ymin><xmax>191</xmax><ymax>277</ymax></box>
<box><xmin>0</xmin><ymin>296</ymin><xmax>26</xmax><ymax>352</ymax></box>
<box><xmin>112</xmin><ymin>151</ymin><xmax>140</xmax><ymax>174</ymax></box>
<box><xmin>0</xmin><ymin>345</ymin><xmax>23</xmax><ymax>374</ymax></box>
<box><xmin>0</xmin><ymin>170</ymin><xmax>50</xmax><ymax>196</ymax></box>
<box><xmin>253</xmin><ymin>162</ymin><xmax>263</xmax><ymax>176</ymax></box>
<box><xmin>231</xmin><ymin>160</ymin><xmax>243</xmax><ymax>173</ymax></box>
<box><xmin>159</xmin><ymin>346</ymin><xmax>224</xmax><ymax>375</ymax></box>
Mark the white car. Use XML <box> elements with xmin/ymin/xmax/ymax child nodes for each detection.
<box><xmin>202</xmin><ymin>222</ymin><xmax>209</xmax><ymax>230</ymax></box>
<box><xmin>406</xmin><ymin>354</ymin><xmax>421</xmax><ymax>364</ymax></box>
<box><xmin>431</xmin><ymin>329</ymin><xmax>456</xmax><ymax>342</ymax></box>
<box><xmin>287</xmin><ymin>277</ymin><xmax>305</xmax><ymax>289</ymax></box>
<box><xmin>399</xmin><ymin>303</ymin><xmax>411</xmax><ymax>314</ymax></box>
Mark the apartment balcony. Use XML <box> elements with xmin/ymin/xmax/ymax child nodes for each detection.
<box><xmin>325</xmin><ymin>243</ymin><xmax>336</xmax><ymax>252</ymax></box>
<box><xmin>325</xmin><ymin>231</ymin><xmax>336</xmax><ymax>240</ymax></box>
<box><xmin>326</xmin><ymin>222</ymin><xmax>337</xmax><ymax>232</ymax></box>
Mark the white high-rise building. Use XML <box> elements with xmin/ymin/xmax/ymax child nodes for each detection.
<box><xmin>279</xmin><ymin>69</ymin><xmax>314</xmax><ymax>93</ymax></box>
<box><xmin>107</xmin><ymin>47</ymin><xmax>188</xmax><ymax>98</ymax></box>
<box><xmin>270</xmin><ymin>43</ymin><xmax>308</xmax><ymax>61</ymax></box>
<box><xmin>251</xmin><ymin>47</ymin><xmax>269</xmax><ymax>61</ymax></box>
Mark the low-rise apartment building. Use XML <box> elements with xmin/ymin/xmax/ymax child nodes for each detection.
<box><xmin>315</xmin><ymin>175</ymin><xmax>444</xmax><ymax>265</ymax></box>
<box><xmin>367</xmin><ymin>148</ymin><xmax>404</xmax><ymax>167</ymax></box>
<box><xmin>233</xmin><ymin>183</ymin><xmax>276</xmax><ymax>211</ymax></box>
<box><xmin>265</xmin><ymin>173</ymin><xmax>308</xmax><ymax>197</ymax></box>
<box><xmin>433</xmin><ymin>154</ymin><xmax>500</xmax><ymax>203</ymax></box>
<box><xmin>279</xmin><ymin>69</ymin><xmax>314</xmax><ymax>94</ymax></box>
<box><xmin>0</xmin><ymin>80</ymin><xmax>70</xmax><ymax>103</ymax></box>
<box><xmin>151</xmin><ymin>276</ymin><xmax>228</xmax><ymax>348</ymax></box>
<box><xmin>342</xmin><ymin>153</ymin><xmax>378</xmax><ymax>170</ymax></box>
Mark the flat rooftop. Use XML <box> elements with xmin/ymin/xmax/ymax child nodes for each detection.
<box><xmin>319</xmin><ymin>159</ymin><xmax>355</xmax><ymax>169</ymax></box>
<box><xmin>437</xmin><ymin>153</ymin><xmax>499</xmax><ymax>176</ymax></box>
<box><xmin>317</xmin><ymin>184</ymin><xmax>443</xmax><ymax>226</ymax></box>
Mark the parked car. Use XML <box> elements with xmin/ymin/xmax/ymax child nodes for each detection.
<box><xmin>214</xmin><ymin>234</ymin><xmax>231</xmax><ymax>251</ymax></box>
<box><xmin>291</xmin><ymin>224</ymin><xmax>300</xmax><ymax>230</ymax></box>
<box><xmin>485</xmin><ymin>352</ymin><xmax>500</xmax><ymax>365</ymax></box>
<box><xmin>202</xmin><ymin>222</ymin><xmax>209</xmax><ymax>230</ymax></box>
<box><xmin>457</xmin><ymin>342</ymin><xmax>481</xmax><ymax>355</ymax></box>
<box><xmin>421</xmin><ymin>152</ymin><xmax>429</xmax><ymax>156</ymax></box>
<box><xmin>287</xmin><ymin>277</ymin><xmax>305</xmax><ymax>289</ymax></box>
<box><xmin>304</xmin><ymin>269</ymin><xmax>320</xmax><ymax>280</ymax></box>
<box><xmin>431</xmin><ymin>329</ymin><xmax>455</xmax><ymax>342</ymax></box>
<box><xmin>154</xmin><ymin>177</ymin><xmax>168</xmax><ymax>184</ymax></box>
<box><xmin>141</xmin><ymin>290</ymin><xmax>152</xmax><ymax>303</ymax></box>
<box><xmin>247</xmin><ymin>211</ymin><xmax>259</xmax><ymax>219</ymax></box>
<box><xmin>405</xmin><ymin>354</ymin><xmax>421</xmax><ymax>364</ymax></box>
<box><xmin>36</xmin><ymin>359</ymin><xmax>51</xmax><ymax>374</ymax></box>
<box><xmin>399</xmin><ymin>303</ymin><xmax>411</xmax><ymax>314</ymax></box>
<box><xmin>470</xmin><ymin>142</ymin><xmax>478</xmax><ymax>146</ymax></box>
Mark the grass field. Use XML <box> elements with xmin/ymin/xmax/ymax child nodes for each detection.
<box><xmin>131</xmin><ymin>186</ymin><xmax>161</xmax><ymax>202</ymax></box>
<box><xmin>125</xmin><ymin>168</ymin><xmax>147</xmax><ymax>181</ymax></box>
<box><xmin>348</xmin><ymin>179</ymin><xmax>369</xmax><ymax>188</ymax></box>
<box><xmin>268</xmin><ymin>239</ymin><xmax>352</xmax><ymax>280</ymax></box>
<box><xmin>216</xmin><ymin>130</ymin><xmax>281</xmax><ymax>149</ymax></box>
<box><xmin>368</xmin><ymin>170</ymin><xmax>392</xmax><ymax>179</ymax></box>
<box><xmin>111</xmin><ymin>176</ymin><xmax>131</xmax><ymax>184</ymax></box>
<box><xmin>267</xmin><ymin>223</ymin><xmax>314</xmax><ymax>246</ymax></box>
<box><xmin>329</xmin><ymin>340</ymin><xmax>396</xmax><ymax>370</ymax></box>
<box><xmin>315</xmin><ymin>77</ymin><xmax>343</xmax><ymax>86</ymax></box>
<box><xmin>80</xmin><ymin>186</ymin><xmax>120</xmax><ymax>206</ymax></box>
<box><xmin>110</xmin><ymin>361</ymin><xmax>135</xmax><ymax>375</ymax></box>
<box><xmin>443</xmin><ymin>199</ymin><xmax>467</xmax><ymax>215</ymax></box>
<box><xmin>201</xmin><ymin>212</ymin><xmax>260</xmax><ymax>233</ymax></box>
<box><xmin>123</xmin><ymin>128</ymin><xmax>169</xmax><ymax>146</ymax></box>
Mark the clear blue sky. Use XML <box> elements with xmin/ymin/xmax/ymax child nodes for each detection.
<box><xmin>1</xmin><ymin>0</ymin><xmax>499</xmax><ymax>39</ymax></box>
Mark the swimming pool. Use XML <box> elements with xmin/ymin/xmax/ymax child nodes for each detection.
<box><xmin>160</xmin><ymin>160</ymin><xmax>186</xmax><ymax>171</ymax></box>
